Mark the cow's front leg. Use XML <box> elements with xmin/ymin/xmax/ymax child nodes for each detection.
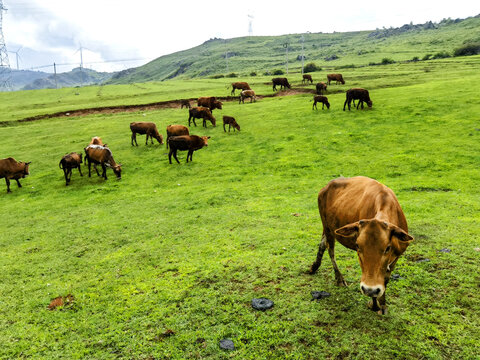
<box><xmin>16</xmin><ymin>179</ymin><xmax>22</xmax><ymax>188</ymax></box>
<box><xmin>327</xmin><ymin>239</ymin><xmax>347</xmax><ymax>286</ymax></box>
<box><xmin>5</xmin><ymin>178</ymin><xmax>11</xmax><ymax>193</ymax></box>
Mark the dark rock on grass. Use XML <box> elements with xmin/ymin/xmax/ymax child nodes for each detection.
<box><xmin>438</xmin><ymin>248</ymin><xmax>451</xmax><ymax>253</ymax></box>
<box><xmin>416</xmin><ymin>258</ymin><xmax>431</xmax><ymax>263</ymax></box>
<box><xmin>391</xmin><ymin>274</ymin><xmax>403</xmax><ymax>281</ymax></box>
<box><xmin>251</xmin><ymin>298</ymin><xmax>274</xmax><ymax>311</ymax></box>
<box><xmin>219</xmin><ymin>339</ymin><xmax>235</xmax><ymax>350</ymax></box>
<box><xmin>311</xmin><ymin>291</ymin><xmax>331</xmax><ymax>300</ymax></box>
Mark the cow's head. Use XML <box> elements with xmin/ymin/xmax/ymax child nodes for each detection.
<box><xmin>367</xmin><ymin>100</ymin><xmax>373</xmax><ymax>108</ymax></box>
<box><xmin>23</xmin><ymin>162</ymin><xmax>31</xmax><ymax>177</ymax></box>
<box><xmin>113</xmin><ymin>164</ymin><xmax>122</xmax><ymax>180</ymax></box>
<box><xmin>335</xmin><ymin>219</ymin><xmax>413</xmax><ymax>299</ymax></box>
<box><xmin>201</xmin><ymin>136</ymin><xmax>210</xmax><ymax>147</ymax></box>
<box><xmin>215</xmin><ymin>101</ymin><xmax>223</xmax><ymax>110</ymax></box>
<box><xmin>234</xmin><ymin>122</ymin><xmax>241</xmax><ymax>131</ymax></box>
<box><xmin>341</xmin><ymin>79</ymin><xmax>345</xmax><ymax>84</ymax></box>
<box><xmin>326</xmin><ymin>101</ymin><xmax>331</xmax><ymax>109</ymax></box>
<box><xmin>210</xmin><ymin>116</ymin><xmax>216</xmax><ymax>127</ymax></box>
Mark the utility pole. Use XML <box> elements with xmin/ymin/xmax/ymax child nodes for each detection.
<box><xmin>0</xmin><ymin>0</ymin><xmax>12</xmax><ymax>91</ymax></box>
<box><xmin>224</xmin><ymin>39</ymin><xmax>228</xmax><ymax>73</ymax></box>
<box><xmin>300</xmin><ymin>35</ymin><xmax>305</xmax><ymax>75</ymax></box>
<box><xmin>283</xmin><ymin>42</ymin><xmax>289</xmax><ymax>75</ymax></box>
<box><xmin>53</xmin><ymin>62</ymin><xmax>58</xmax><ymax>89</ymax></box>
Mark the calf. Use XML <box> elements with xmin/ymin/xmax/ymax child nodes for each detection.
<box><xmin>223</xmin><ymin>116</ymin><xmax>240</xmax><ymax>132</ymax></box>
<box><xmin>168</xmin><ymin>135</ymin><xmax>210</xmax><ymax>164</ymax></box>
<box><xmin>231</xmin><ymin>82</ymin><xmax>251</xmax><ymax>95</ymax></box>
<box><xmin>310</xmin><ymin>176</ymin><xmax>413</xmax><ymax>314</ymax></box>
<box><xmin>272</xmin><ymin>77</ymin><xmax>291</xmax><ymax>91</ymax></box>
<box><xmin>166</xmin><ymin>124</ymin><xmax>189</xmax><ymax>149</ymax></box>
<box><xmin>59</xmin><ymin>152</ymin><xmax>83</xmax><ymax>185</ymax></box>
<box><xmin>343</xmin><ymin>88</ymin><xmax>373</xmax><ymax>111</ymax></box>
<box><xmin>327</xmin><ymin>73</ymin><xmax>345</xmax><ymax>85</ymax></box>
<box><xmin>180</xmin><ymin>99</ymin><xmax>191</xmax><ymax>109</ymax></box>
<box><xmin>188</xmin><ymin>107</ymin><xmax>216</xmax><ymax>128</ymax></box>
<box><xmin>84</xmin><ymin>145</ymin><xmax>122</xmax><ymax>180</ymax></box>
<box><xmin>130</xmin><ymin>122</ymin><xmax>164</xmax><ymax>146</ymax></box>
<box><xmin>197</xmin><ymin>96</ymin><xmax>223</xmax><ymax>111</ymax></box>
<box><xmin>312</xmin><ymin>95</ymin><xmax>330</xmax><ymax>110</ymax></box>
<box><xmin>0</xmin><ymin>157</ymin><xmax>31</xmax><ymax>193</ymax></box>
<box><xmin>316</xmin><ymin>82</ymin><xmax>327</xmax><ymax>95</ymax></box>
<box><xmin>302</xmin><ymin>74</ymin><xmax>313</xmax><ymax>84</ymax></box>
<box><xmin>239</xmin><ymin>90</ymin><xmax>256</xmax><ymax>104</ymax></box>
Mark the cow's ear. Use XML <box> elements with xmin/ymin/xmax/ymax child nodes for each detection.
<box><xmin>26</xmin><ymin>161</ymin><xmax>32</xmax><ymax>165</ymax></box>
<box><xmin>207</xmin><ymin>136</ymin><xmax>211</xmax><ymax>139</ymax></box>
<box><xmin>335</xmin><ymin>222</ymin><xmax>360</xmax><ymax>238</ymax></box>
<box><xmin>390</xmin><ymin>225</ymin><xmax>413</xmax><ymax>255</ymax></box>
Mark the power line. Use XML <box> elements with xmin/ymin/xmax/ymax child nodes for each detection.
<box><xmin>26</xmin><ymin>58</ymin><xmax>149</xmax><ymax>71</ymax></box>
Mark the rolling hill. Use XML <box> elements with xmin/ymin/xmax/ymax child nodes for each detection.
<box><xmin>107</xmin><ymin>14</ymin><xmax>480</xmax><ymax>84</ymax></box>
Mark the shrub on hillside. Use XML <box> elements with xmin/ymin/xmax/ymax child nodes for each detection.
<box><xmin>250</xmin><ymin>71</ymin><xmax>257</xmax><ymax>76</ymax></box>
<box><xmin>272</xmin><ymin>69</ymin><xmax>284</xmax><ymax>75</ymax></box>
<box><xmin>226</xmin><ymin>73</ymin><xmax>238</xmax><ymax>78</ymax></box>
<box><xmin>432</xmin><ymin>51</ymin><xmax>451</xmax><ymax>59</ymax></box>
<box><xmin>210</xmin><ymin>74</ymin><xmax>225</xmax><ymax>79</ymax></box>
<box><xmin>422</xmin><ymin>54</ymin><xmax>432</xmax><ymax>60</ymax></box>
<box><xmin>381</xmin><ymin>57</ymin><xmax>395</xmax><ymax>65</ymax></box>
<box><xmin>303</xmin><ymin>62</ymin><xmax>321</xmax><ymax>73</ymax></box>
<box><xmin>454</xmin><ymin>42</ymin><xmax>480</xmax><ymax>56</ymax></box>
<box><xmin>411</xmin><ymin>56</ymin><xmax>420</xmax><ymax>62</ymax></box>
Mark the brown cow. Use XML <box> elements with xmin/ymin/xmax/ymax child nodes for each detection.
<box><xmin>166</xmin><ymin>124</ymin><xmax>189</xmax><ymax>149</ymax></box>
<box><xmin>312</xmin><ymin>95</ymin><xmax>330</xmax><ymax>110</ymax></box>
<box><xmin>316</xmin><ymin>82</ymin><xmax>327</xmax><ymax>95</ymax></box>
<box><xmin>197</xmin><ymin>97</ymin><xmax>223</xmax><ymax>111</ymax></box>
<box><xmin>130</xmin><ymin>122</ymin><xmax>164</xmax><ymax>146</ymax></box>
<box><xmin>84</xmin><ymin>145</ymin><xmax>122</xmax><ymax>180</ymax></box>
<box><xmin>231</xmin><ymin>82</ymin><xmax>251</xmax><ymax>95</ymax></box>
<box><xmin>343</xmin><ymin>88</ymin><xmax>373</xmax><ymax>111</ymax></box>
<box><xmin>0</xmin><ymin>157</ymin><xmax>31</xmax><ymax>193</ymax></box>
<box><xmin>239</xmin><ymin>90</ymin><xmax>256</xmax><ymax>104</ymax></box>
<box><xmin>223</xmin><ymin>116</ymin><xmax>240</xmax><ymax>132</ymax></box>
<box><xmin>180</xmin><ymin>99</ymin><xmax>191</xmax><ymax>109</ymax></box>
<box><xmin>272</xmin><ymin>77</ymin><xmax>291</xmax><ymax>91</ymax></box>
<box><xmin>326</xmin><ymin>73</ymin><xmax>345</xmax><ymax>85</ymax></box>
<box><xmin>302</xmin><ymin>74</ymin><xmax>313</xmax><ymax>84</ymax></box>
<box><xmin>188</xmin><ymin>107</ymin><xmax>216</xmax><ymax>128</ymax></box>
<box><xmin>59</xmin><ymin>152</ymin><xmax>83</xmax><ymax>185</ymax></box>
<box><xmin>168</xmin><ymin>135</ymin><xmax>210</xmax><ymax>164</ymax></box>
<box><xmin>309</xmin><ymin>176</ymin><xmax>413</xmax><ymax>314</ymax></box>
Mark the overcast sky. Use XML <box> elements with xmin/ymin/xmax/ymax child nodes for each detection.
<box><xmin>4</xmin><ymin>0</ymin><xmax>479</xmax><ymax>73</ymax></box>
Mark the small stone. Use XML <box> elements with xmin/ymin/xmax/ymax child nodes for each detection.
<box><xmin>311</xmin><ymin>291</ymin><xmax>331</xmax><ymax>300</ymax></box>
<box><xmin>416</xmin><ymin>258</ymin><xmax>430</xmax><ymax>263</ymax></box>
<box><xmin>391</xmin><ymin>274</ymin><xmax>402</xmax><ymax>281</ymax></box>
<box><xmin>474</xmin><ymin>248</ymin><xmax>480</xmax><ymax>252</ymax></box>
<box><xmin>251</xmin><ymin>298</ymin><xmax>274</xmax><ymax>311</ymax></box>
<box><xmin>438</xmin><ymin>248</ymin><xmax>451</xmax><ymax>253</ymax></box>
<box><xmin>219</xmin><ymin>339</ymin><xmax>235</xmax><ymax>350</ymax></box>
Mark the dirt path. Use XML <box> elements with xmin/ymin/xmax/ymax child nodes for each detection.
<box><xmin>3</xmin><ymin>87</ymin><xmax>319</xmax><ymax>126</ymax></box>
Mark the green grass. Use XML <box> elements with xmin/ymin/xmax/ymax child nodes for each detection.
<box><xmin>1</xmin><ymin>56</ymin><xmax>480</xmax><ymax>359</ymax></box>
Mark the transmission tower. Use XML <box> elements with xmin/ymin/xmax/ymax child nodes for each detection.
<box><xmin>248</xmin><ymin>14</ymin><xmax>254</xmax><ymax>36</ymax></box>
<box><xmin>0</xmin><ymin>0</ymin><xmax>12</xmax><ymax>91</ymax></box>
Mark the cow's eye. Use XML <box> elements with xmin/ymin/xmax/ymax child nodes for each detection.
<box><xmin>384</xmin><ymin>246</ymin><xmax>391</xmax><ymax>254</ymax></box>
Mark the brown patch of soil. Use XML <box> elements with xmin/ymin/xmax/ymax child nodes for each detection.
<box><xmin>47</xmin><ymin>294</ymin><xmax>74</xmax><ymax>310</ymax></box>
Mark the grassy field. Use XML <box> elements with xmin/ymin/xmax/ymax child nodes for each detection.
<box><xmin>1</xmin><ymin>56</ymin><xmax>480</xmax><ymax>359</ymax></box>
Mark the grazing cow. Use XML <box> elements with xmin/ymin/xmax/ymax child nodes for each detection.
<box><xmin>343</xmin><ymin>88</ymin><xmax>373</xmax><ymax>111</ymax></box>
<box><xmin>130</xmin><ymin>122</ymin><xmax>164</xmax><ymax>146</ymax></box>
<box><xmin>59</xmin><ymin>152</ymin><xmax>83</xmax><ymax>185</ymax></box>
<box><xmin>327</xmin><ymin>73</ymin><xmax>345</xmax><ymax>85</ymax></box>
<box><xmin>188</xmin><ymin>107</ymin><xmax>216</xmax><ymax>128</ymax></box>
<box><xmin>168</xmin><ymin>135</ymin><xmax>210</xmax><ymax>164</ymax></box>
<box><xmin>272</xmin><ymin>77</ymin><xmax>291</xmax><ymax>91</ymax></box>
<box><xmin>197</xmin><ymin>97</ymin><xmax>223</xmax><ymax>111</ymax></box>
<box><xmin>180</xmin><ymin>99</ymin><xmax>191</xmax><ymax>109</ymax></box>
<box><xmin>166</xmin><ymin>124</ymin><xmax>190</xmax><ymax>149</ymax></box>
<box><xmin>223</xmin><ymin>116</ymin><xmax>240</xmax><ymax>132</ymax></box>
<box><xmin>84</xmin><ymin>145</ymin><xmax>122</xmax><ymax>180</ymax></box>
<box><xmin>0</xmin><ymin>157</ymin><xmax>31</xmax><ymax>193</ymax></box>
<box><xmin>239</xmin><ymin>90</ymin><xmax>256</xmax><ymax>104</ymax></box>
<box><xmin>302</xmin><ymin>74</ymin><xmax>313</xmax><ymax>84</ymax></box>
<box><xmin>89</xmin><ymin>136</ymin><xmax>104</xmax><ymax>146</ymax></box>
<box><xmin>309</xmin><ymin>176</ymin><xmax>413</xmax><ymax>314</ymax></box>
<box><xmin>231</xmin><ymin>82</ymin><xmax>251</xmax><ymax>95</ymax></box>
<box><xmin>316</xmin><ymin>82</ymin><xmax>327</xmax><ymax>95</ymax></box>
<box><xmin>312</xmin><ymin>95</ymin><xmax>330</xmax><ymax>110</ymax></box>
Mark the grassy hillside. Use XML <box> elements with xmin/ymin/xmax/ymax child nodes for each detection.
<box><xmin>0</xmin><ymin>56</ymin><xmax>479</xmax><ymax>359</ymax></box>
<box><xmin>106</xmin><ymin>15</ymin><xmax>480</xmax><ymax>83</ymax></box>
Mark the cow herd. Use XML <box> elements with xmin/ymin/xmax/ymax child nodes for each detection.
<box><xmin>2</xmin><ymin>74</ymin><xmax>415</xmax><ymax>315</ymax></box>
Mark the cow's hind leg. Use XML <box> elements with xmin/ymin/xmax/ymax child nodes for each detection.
<box><xmin>309</xmin><ymin>233</ymin><xmax>327</xmax><ymax>274</ymax></box>
<box><xmin>5</xmin><ymin>178</ymin><xmax>11</xmax><ymax>193</ymax></box>
<box><xmin>327</xmin><ymin>236</ymin><xmax>347</xmax><ymax>286</ymax></box>
<box><xmin>78</xmin><ymin>165</ymin><xmax>83</xmax><ymax>177</ymax></box>
<box><xmin>186</xmin><ymin>150</ymin><xmax>193</xmax><ymax>162</ymax></box>
<box><xmin>172</xmin><ymin>149</ymin><xmax>180</xmax><ymax>164</ymax></box>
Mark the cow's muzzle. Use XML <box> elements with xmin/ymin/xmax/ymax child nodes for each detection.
<box><xmin>360</xmin><ymin>283</ymin><xmax>385</xmax><ymax>298</ymax></box>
